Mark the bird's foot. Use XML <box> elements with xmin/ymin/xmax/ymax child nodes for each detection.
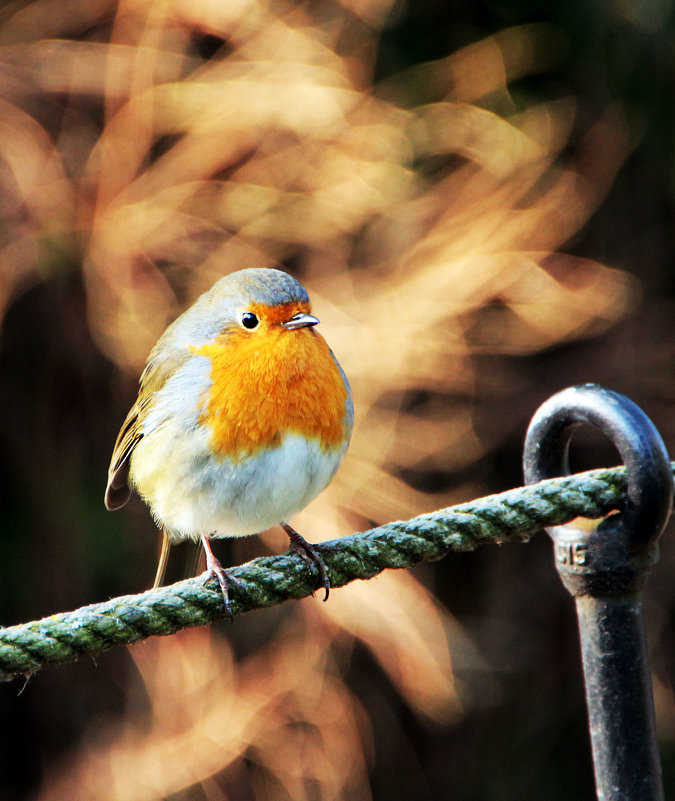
<box><xmin>200</xmin><ymin>536</ymin><xmax>244</xmax><ymax>619</ymax></box>
<box><xmin>282</xmin><ymin>523</ymin><xmax>332</xmax><ymax>601</ymax></box>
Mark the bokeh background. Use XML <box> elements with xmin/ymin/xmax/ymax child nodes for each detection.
<box><xmin>0</xmin><ymin>0</ymin><xmax>674</xmax><ymax>799</ymax></box>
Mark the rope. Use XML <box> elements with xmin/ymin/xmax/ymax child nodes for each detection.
<box><xmin>0</xmin><ymin>466</ymin><xmax>664</xmax><ymax>682</ymax></box>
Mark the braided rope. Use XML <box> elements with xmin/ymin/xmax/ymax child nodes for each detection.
<box><xmin>0</xmin><ymin>466</ymin><xmax>665</xmax><ymax>682</ymax></box>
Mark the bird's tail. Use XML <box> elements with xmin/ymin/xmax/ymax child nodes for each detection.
<box><xmin>153</xmin><ymin>530</ymin><xmax>172</xmax><ymax>588</ymax></box>
<box><xmin>153</xmin><ymin>530</ymin><xmax>204</xmax><ymax>587</ymax></box>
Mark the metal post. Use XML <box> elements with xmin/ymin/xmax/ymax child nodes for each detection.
<box><xmin>577</xmin><ymin>594</ymin><xmax>661</xmax><ymax>799</ymax></box>
<box><xmin>523</xmin><ymin>384</ymin><xmax>673</xmax><ymax>801</ymax></box>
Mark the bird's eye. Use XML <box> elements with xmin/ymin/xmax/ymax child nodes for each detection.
<box><xmin>240</xmin><ymin>312</ymin><xmax>259</xmax><ymax>330</ymax></box>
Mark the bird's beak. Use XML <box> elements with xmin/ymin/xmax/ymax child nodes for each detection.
<box><xmin>283</xmin><ymin>312</ymin><xmax>320</xmax><ymax>330</ymax></box>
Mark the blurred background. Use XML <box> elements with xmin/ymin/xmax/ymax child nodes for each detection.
<box><xmin>0</xmin><ymin>0</ymin><xmax>674</xmax><ymax>798</ymax></box>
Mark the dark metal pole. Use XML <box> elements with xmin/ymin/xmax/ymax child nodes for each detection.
<box><xmin>576</xmin><ymin>593</ymin><xmax>660</xmax><ymax>799</ymax></box>
<box><xmin>523</xmin><ymin>384</ymin><xmax>673</xmax><ymax>801</ymax></box>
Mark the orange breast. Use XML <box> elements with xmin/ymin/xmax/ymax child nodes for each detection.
<box><xmin>195</xmin><ymin>322</ymin><xmax>349</xmax><ymax>459</ymax></box>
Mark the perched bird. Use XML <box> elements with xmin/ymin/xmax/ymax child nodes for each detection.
<box><xmin>105</xmin><ymin>267</ymin><xmax>353</xmax><ymax>609</ymax></box>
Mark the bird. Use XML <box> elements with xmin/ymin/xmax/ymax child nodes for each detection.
<box><xmin>104</xmin><ymin>267</ymin><xmax>353</xmax><ymax>611</ymax></box>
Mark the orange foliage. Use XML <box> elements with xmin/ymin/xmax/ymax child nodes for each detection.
<box><xmin>0</xmin><ymin>1</ymin><xmax>638</xmax><ymax>798</ymax></box>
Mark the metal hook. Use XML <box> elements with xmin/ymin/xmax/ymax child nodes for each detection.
<box><xmin>524</xmin><ymin>383</ymin><xmax>673</xmax><ymax>560</ymax></box>
<box><xmin>523</xmin><ymin>384</ymin><xmax>673</xmax><ymax>801</ymax></box>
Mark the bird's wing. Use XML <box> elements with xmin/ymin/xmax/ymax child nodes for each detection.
<box><xmin>104</xmin><ymin>348</ymin><xmax>192</xmax><ymax>510</ymax></box>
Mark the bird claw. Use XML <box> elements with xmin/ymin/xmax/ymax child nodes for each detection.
<box><xmin>282</xmin><ymin>523</ymin><xmax>332</xmax><ymax>601</ymax></box>
<box><xmin>201</xmin><ymin>537</ymin><xmax>244</xmax><ymax>619</ymax></box>
<box><xmin>201</xmin><ymin>565</ymin><xmax>233</xmax><ymax>618</ymax></box>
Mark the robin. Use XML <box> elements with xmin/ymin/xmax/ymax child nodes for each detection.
<box><xmin>105</xmin><ymin>267</ymin><xmax>353</xmax><ymax>610</ymax></box>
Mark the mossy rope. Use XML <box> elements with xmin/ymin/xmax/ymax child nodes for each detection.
<box><xmin>1</xmin><ymin>465</ymin><xmax>672</xmax><ymax>682</ymax></box>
